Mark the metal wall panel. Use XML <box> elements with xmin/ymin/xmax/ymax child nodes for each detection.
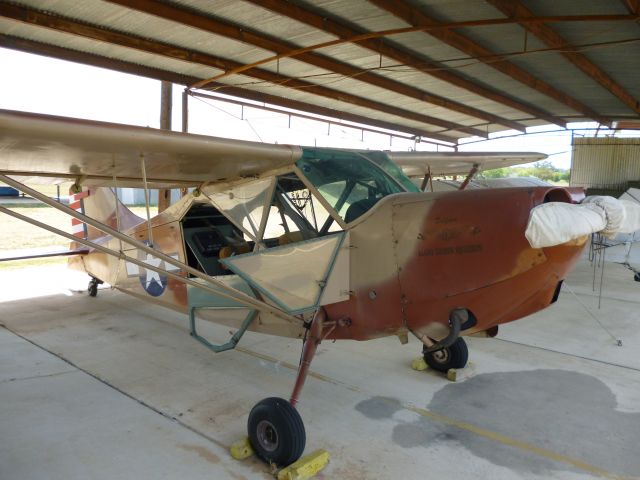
<box><xmin>571</xmin><ymin>137</ymin><xmax>640</xmax><ymax>189</ymax></box>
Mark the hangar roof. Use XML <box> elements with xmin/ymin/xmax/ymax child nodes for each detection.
<box><xmin>0</xmin><ymin>0</ymin><xmax>638</xmax><ymax>145</ymax></box>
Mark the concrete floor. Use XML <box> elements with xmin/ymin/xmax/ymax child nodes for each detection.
<box><xmin>1</xmin><ymin>256</ymin><xmax>639</xmax><ymax>480</ymax></box>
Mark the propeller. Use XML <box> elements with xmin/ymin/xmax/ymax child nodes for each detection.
<box><xmin>525</xmin><ymin>196</ymin><xmax>640</xmax><ymax>248</ymax></box>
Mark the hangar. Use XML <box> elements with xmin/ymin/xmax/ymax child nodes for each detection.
<box><xmin>1</xmin><ymin>1</ymin><xmax>640</xmax><ymax>479</ymax></box>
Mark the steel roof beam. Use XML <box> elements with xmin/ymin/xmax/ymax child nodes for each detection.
<box><xmin>104</xmin><ymin>0</ymin><xmax>519</xmax><ymax>132</ymax></box>
<box><xmin>247</xmin><ymin>0</ymin><xmax>566</xmax><ymax>128</ymax></box>
<box><xmin>622</xmin><ymin>0</ymin><xmax>639</xmax><ymax>14</ymax></box>
<box><xmin>0</xmin><ymin>4</ymin><xmax>474</xmax><ymax>140</ymax></box>
<box><xmin>487</xmin><ymin>0</ymin><xmax>640</xmax><ymax>116</ymax></box>
<box><xmin>370</xmin><ymin>0</ymin><xmax>611</xmax><ymax>126</ymax></box>
<box><xmin>0</xmin><ymin>35</ymin><xmax>455</xmax><ymax>144</ymax></box>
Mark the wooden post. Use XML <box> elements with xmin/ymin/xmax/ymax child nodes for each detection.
<box><xmin>158</xmin><ymin>81</ymin><xmax>172</xmax><ymax>212</ymax></box>
<box><xmin>180</xmin><ymin>89</ymin><xmax>189</xmax><ymax>198</ymax></box>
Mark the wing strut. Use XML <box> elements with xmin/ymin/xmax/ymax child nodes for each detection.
<box><xmin>458</xmin><ymin>163</ymin><xmax>480</xmax><ymax>190</ymax></box>
<box><xmin>0</xmin><ymin>175</ymin><xmax>302</xmax><ymax>326</ymax></box>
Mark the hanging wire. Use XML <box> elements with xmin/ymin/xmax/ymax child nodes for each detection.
<box><xmin>563</xmin><ymin>277</ymin><xmax>622</xmax><ymax>347</ymax></box>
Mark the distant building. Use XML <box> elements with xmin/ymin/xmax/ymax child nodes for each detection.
<box><xmin>571</xmin><ymin>137</ymin><xmax>640</xmax><ymax>197</ymax></box>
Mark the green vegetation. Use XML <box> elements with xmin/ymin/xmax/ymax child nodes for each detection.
<box><xmin>483</xmin><ymin>161</ymin><xmax>570</xmax><ymax>183</ymax></box>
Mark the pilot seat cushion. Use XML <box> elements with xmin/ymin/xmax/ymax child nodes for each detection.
<box><xmin>278</xmin><ymin>231</ymin><xmax>305</xmax><ymax>246</ymax></box>
<box><xmin>218</xmin><ymin>244</ymin><xmax>252</xmax><ymax>267</ymax></box>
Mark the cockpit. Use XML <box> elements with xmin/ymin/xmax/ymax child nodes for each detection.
<box><xmin>181</xmin><ymin>148</ymin><xmax>418</xmax><ymax>276</ymax></box>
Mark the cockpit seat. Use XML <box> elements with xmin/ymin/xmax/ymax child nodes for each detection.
<box><xmin>218</xmin><ymin>243</ymin><xmax>252</xmax><ymax>267</ymax></box>
<box><xmin>344</xmin><ymin>197</ymin><xmax>380</xmax><ymax>223</ymax></box>
<box><xmin>278</xmin><ymin>231</ymin><xmax>305</xmax><ymax>246</ymax></box>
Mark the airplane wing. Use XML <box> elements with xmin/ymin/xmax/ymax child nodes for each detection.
<box><xmin>388</xmin><ymin>151</ymin><xmax>547</xmax><ymax>177</ymax></box>
<box><xmin>0</xmin><ymin>109</ymin><xmax>302</xmax><ymax>188</ymax></box>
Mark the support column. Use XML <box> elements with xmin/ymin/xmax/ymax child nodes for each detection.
<box><xmin>180</xmin><ymin>89</ymin><xmax>189</xmax><ymax>198</ymax></box>
<box><xmin>158</xmin><ymin>81</ymin><xmax>172</xmax><ymax>212</ymax></box>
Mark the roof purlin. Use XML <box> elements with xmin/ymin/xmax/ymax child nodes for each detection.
<box><xmin>487</xmin><ymin>0</ymin><xmax>640</xmax><ymax>116</ymax></box>
<box><xmin>246</xmin><ymin>0</ymin><xmax>567</xmax><ymax>128</ymax></box>
<box><xmin>0</xmin><ymin>3</ymin><xmax>480</xmax><ymax>139</ymax></box>
<box><xmin>0</xmin><ymin>34</ymin><xmax>456</xmax><ymax>144</ymax></box>
<box><xmin>104</xmin><ymin>0</ymin><xmax>523</xmax><ymax>132</ymax></box>
<box><xmin>370</xmin><ymin>0</ymin><xmax>612</xmax><ymax>126</ymax></box>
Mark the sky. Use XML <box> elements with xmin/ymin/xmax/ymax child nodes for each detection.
<box><xmin>0</xmin><ymin>47</ymin><xmax>628</xmax><ymax>170</ymax></box>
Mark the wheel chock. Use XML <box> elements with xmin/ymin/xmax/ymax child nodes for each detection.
<box><xmin>277</xmin><ymin>449</ymin><xmax>330</xmax><ymax>480</ymax></box>
<box><xmin>411</xmin><ymin>356</ymin><xmax>428</xmax><ymax>371</ymax></box>
<box><xmin>230</xmin><ymin>437</ymin><xmax>254</xmax><ymax>460</ymax></box>
<box><xmin>447</xmin><ymin>368</ymin><xmax>457</xmax><ymax>382</ymax></box>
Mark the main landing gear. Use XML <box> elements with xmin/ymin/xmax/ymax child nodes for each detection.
<box><xmin>248</xmin><ymin>397</ymin><xmax>305</xmax><ymax>466</ymax></box>
<box><xmin>247</xmin><ymin>309</ymin><xmax>326</xmax><ymax>466</ymax></box>
<box><xmin>88</xmin><ymin>276</ymin><xmax>103</xmax><ymax>297</ymax></box>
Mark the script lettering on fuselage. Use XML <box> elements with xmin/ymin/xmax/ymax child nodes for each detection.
<box><xmin>418</xmin><ymin>244</ymin><xmax>483</xmax><ymax>257</ymax></box>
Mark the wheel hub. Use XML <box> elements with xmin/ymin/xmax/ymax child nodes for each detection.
<box><xmin>432</xmin><ymin>348</ymin><xmax>450</xmax><ymax>364</ymax></box>
<box><xmin>256</xmin><ymin>420</ymin><xmax>279</xmax><ymax>452</ymax></box>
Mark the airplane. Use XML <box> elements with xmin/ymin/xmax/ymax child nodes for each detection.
<box><xmin>1</xmin><ymin>108</ymin><xmax>639</xmax><ymax>467</ymax></box>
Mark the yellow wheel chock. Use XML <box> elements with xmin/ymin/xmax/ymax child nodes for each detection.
<box><xmin>277</xmin><ymin>449</ymin><xmax>330</xmax><ymax>480</ymax></box>
<box><xmin>411</xmin><ymin>356</ymin><xmax>428</xmax><ymax>371</ymax></box>
<box><xmin>230</xmin><ymin>437</ymin><xmax>254</xmax><ymax>460</ymax></box>
<box><xmin>230</xmin><ymin>439</ymin><xmax>330</xmax><ymax>480</ymax></box>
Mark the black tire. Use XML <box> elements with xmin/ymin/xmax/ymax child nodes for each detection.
<box><xmin>88</xmin><ymin>281</ymin><xmax>98</xmax><ymax>297</ymax></box>
<box><xmin>248</xmin><ymin>397</ymin><xmax>305</xmax><ymax>466</ymax></box>
<box><xmin>423</xmin><ymin>337</ymin><xmax>469</xmax><ymax>373</ymax></box>
<box><xmin>634</xmin><ymin>272</ymin><xmax>640</xmax><ymax>282</ymax></box>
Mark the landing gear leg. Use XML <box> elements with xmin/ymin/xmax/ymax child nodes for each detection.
<box><xmin>88</xmin><ymin>276</ymin><xmax>103</xmax><ymax>297</ymax></box>
<box><xmin>247</xmin><ymin>308</ymin><xmax>325</xmax><ymax>466</ymax></box>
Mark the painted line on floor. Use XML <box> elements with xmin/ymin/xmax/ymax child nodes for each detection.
<box><xmin>236</xmin><ymin>345</ymin><xmax>629</xmax><ymax>480</ymax></box>
<box><xmin>402</xmin><ymin>402</ymin><xmax>626</xmax><ymax>480</ymax></box>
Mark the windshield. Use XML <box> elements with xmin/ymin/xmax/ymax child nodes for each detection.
<box><xmin>296</xmin><ymin>148</ymin><xmax>419</xmax><ymax>223</ymax></box>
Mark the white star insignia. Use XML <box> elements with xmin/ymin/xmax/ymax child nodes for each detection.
<box><xmin>143</xmin><ymin>255</ymin><xmax>163</xmax><ymax>288</ymax></box>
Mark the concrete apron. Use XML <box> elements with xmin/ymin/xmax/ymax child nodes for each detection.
<box><xmin>0</xmin><ymin>256</ymin><xmax>639</xmax><ymax>480</ymax></box>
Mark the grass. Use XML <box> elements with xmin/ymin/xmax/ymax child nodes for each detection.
<box><xmin>0</xmin><ymin>202</ymin><xmax>157</xmax><ymax>270</ymax></box>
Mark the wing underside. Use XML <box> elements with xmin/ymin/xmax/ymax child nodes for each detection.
<box><xmin>388</xmin><ymin>151</ymin><xmax>548</xmax><ymax>177</ymax></box>
<box><xmin>0</xmin><ymin>109</ymin><xmax>302</xmax><ymax>188</ymax></box>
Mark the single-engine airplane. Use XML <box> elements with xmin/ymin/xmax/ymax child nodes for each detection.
<box><xmin>2</xmin><ymin>109</ymin><xmax>639</xmax><ymax>466</ymax></box>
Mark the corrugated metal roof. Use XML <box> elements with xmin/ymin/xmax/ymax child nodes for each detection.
<box><xmin>0</xmin><ymin>0</ymin><xmax>638</xmax><ymax>144</ymax></box>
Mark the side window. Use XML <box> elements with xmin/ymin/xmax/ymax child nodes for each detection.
<box><xmin>262</xmin><ymin>173</ymin><xmax>341</xmax><ymax>246</ymax></box>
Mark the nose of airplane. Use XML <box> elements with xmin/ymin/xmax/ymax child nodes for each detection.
<box><xmin>385</xmin><ymin>187</ymin><xmax>585</xmax><ymax>338</ymax></box>
<box><xmin>333</xmin><ymin>186</ymin><xmax>587</xmax><ymax>342</ymax></box>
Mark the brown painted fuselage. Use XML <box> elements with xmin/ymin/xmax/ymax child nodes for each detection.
<box><xmin>73</xmin><ymin>186</ymin><xmax>586</xmax><ymax>343</ymax></box>
<box><xmin>324</xmin><ymin>187</ymin><xmax>585</xmax><ymax>341</ymax></box>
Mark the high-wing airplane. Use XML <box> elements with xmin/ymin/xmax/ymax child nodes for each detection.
<box><xmin>2</xmin><ymin>109</ymin><xmax>639</xmax><ymax>467</ymax></box>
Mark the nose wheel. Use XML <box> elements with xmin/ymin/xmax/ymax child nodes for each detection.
<box><xmin>423</xmin><ymin>337</ymin><xmax>468</xmax><ymax>372</ymax></box>
<box><xmin>248</xmin><ymin>397</ymin><xmax>306</xmax><ymax>466</ymax></box>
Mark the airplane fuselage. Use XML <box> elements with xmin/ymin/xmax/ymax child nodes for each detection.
<box><xmin>71</xmin><ymin>186</ymin><xmax>586</xmax><ymax>343</ymax></box>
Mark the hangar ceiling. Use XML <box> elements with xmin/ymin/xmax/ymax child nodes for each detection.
<box><xmin>0</xmin><ymin>0</ymin><xmax>638</xmax><ymax>145</ymax></box>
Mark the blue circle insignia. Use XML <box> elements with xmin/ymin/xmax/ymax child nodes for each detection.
<box><xmin>139</xmin><ymin>267</ymin><xmax>168</xmax><ymax>297</ymax></box>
